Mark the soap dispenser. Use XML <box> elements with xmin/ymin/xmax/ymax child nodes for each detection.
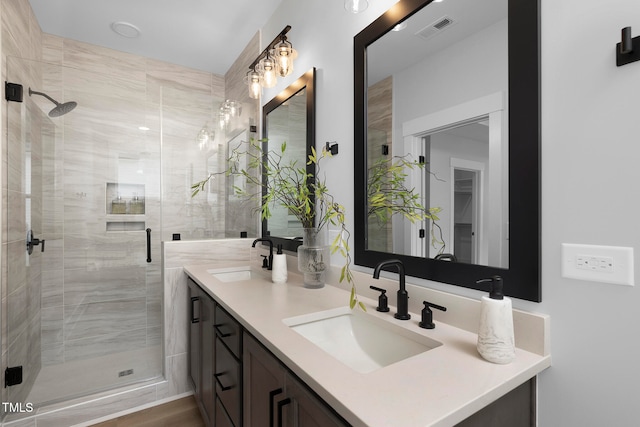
<box><xmin>271</xmin><ymin>244</ymin><xmax>288</xmax><ymax>284</ymax></box>
<box><xmin>476</xmin><ymin>276</ymin><xmax>515</xmax><ymax>364</ymax></box>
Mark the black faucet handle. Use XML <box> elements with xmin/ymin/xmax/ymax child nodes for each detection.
<box><xmin>260</xmin><ymin>254</ymin><xmax>269</xmax><ymax>269</ymax></box>
<box><xmin>419</xmin><ymin>300</ymin><xmax>447</xmax><ymax>329</ymax></box>
<box><xmin>369</xmin><ymin>286</ymin><xmax>390</xmax><ymax>312</ymax></box>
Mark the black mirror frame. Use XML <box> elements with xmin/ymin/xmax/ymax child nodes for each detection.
<box><xmin>262</xmin><ymin>67</ymin><xmax>317</xmax><ymax>252</ymax></box>
<box><xmin>353</xmin><ymin>0</ymin><xmax>541</xmax><ymax>302</ymax></box>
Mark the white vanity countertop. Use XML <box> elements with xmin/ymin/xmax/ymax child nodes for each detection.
<box><xmin>185</xmin><ymin>261</ymin><xmax>551</xmax><ymax>427</ymax></box>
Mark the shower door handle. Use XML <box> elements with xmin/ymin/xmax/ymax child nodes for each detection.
<box><xmin>26</xmin><ymin>230</ymin><xmax>45</xmax><ymax>255</ymax></box>
<box><xmin>146</xmin><ymin>228</ymin><xmax>151</xmax><ymax>263</ymax></box>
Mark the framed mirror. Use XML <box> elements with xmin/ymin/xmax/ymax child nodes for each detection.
<box><xmin>262</xmin><ymin>68</ymin><xmax>316</xmax><ymax>252</ymax></box>
<box><xmin>354</xmin><ymin>0</ymin><xmax>540</xmax><ymax>301</ymax></box>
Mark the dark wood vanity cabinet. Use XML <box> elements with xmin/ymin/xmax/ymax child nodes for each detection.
<box><xmin>243</xmin><ymin>333</ymin><xmax>348</xmax><ymax>427</ymax></box>
<box><xmin>188</xmin><ymin>279</ymin><xmax>243</xmax><ymax>427</ymax></box>
<box><xmin>188</xmin><ymin>278</ymin><xmax>216</xmax><ymax>426</ymax></box>
<box><xmin>189</xmin><ymin>278</ymin><xmax>533</xmax><ymax>427</ymax></box>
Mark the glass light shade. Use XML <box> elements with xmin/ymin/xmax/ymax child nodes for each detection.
<box><xmin>245</xmin><ymin>70</ymin><xmax>262</xmax><ymax>99</ymax></box>
<box><xmin>345</xmin><ymin>0</ymin><xmax>368</xmax><ymax>13</ymax></box>
<box><xmin>221</xmin><ymin>99</ymin><xmax>242</xmax><ymax>118</ymax></box>
<box><xmin>196</xmin><ymin>123</ymin><xmax>215</xmax><ymax>151</ymax></box>
<box><xmin>273</xmin><ymin>39</ymin><xmax>297</xmax><ymax>77</ymax></box>
<box><xmin>258</xmin><ymin>56</ymin><xmax>278</xmax><ymax>88</ymax></box>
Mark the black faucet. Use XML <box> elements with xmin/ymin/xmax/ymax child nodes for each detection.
<box><xmin>252</xmin><ymin>238</ymin><xmax>274</xmax><ymax>270</ymax></box>
<box><xmin>373</xmin><ymin>259</ymin><xmax>410</xmax><ymax>320</ymax></box>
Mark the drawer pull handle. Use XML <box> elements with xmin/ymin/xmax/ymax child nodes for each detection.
<box><xmin>214</xmin><ymin>372</ymin><xmax>233</xmax><ymax>391</ymax></box>
<box><xmin>269</xmin><ymin>388</ymin><xmax>283</xmax><ymax>427</ymax></box>
<box><xmin>277</xmin><ymin>398</ymin><xmax>292</xmax><ymax>427</ymax></box>
<box><xmin>214</xmin><ymin>324</ymin><xmax>233</xmax><ymax>338</ymax></box>
<box><xmin>190</xmin><ymin>297</ymin><xmax>200</xmax><ymax>324</ymax></box>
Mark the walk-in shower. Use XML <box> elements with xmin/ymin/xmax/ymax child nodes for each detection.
<box><xmin>3</xmin><ymin>49</ymin><xmax>254</xmax><ymax>423</ymax></box>
<box><xmin>28</xmin><ymin>87</ymin><xmax>77</xmax><ymax>117</ymax></box>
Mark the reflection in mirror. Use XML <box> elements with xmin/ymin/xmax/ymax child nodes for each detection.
<box><xmin>354</xmin><ymin>0</ymin><xmax>541</xmax><ymax>302</ymax></box>
<box><xmin>262</xmin><ymin>68</ymin><xmax>316</xmax><ymax>252</ymax></box>
<box><xmin>365</xmin><ymin>0</ymin><xmax>507</xmax><ymax>268</ymax></box>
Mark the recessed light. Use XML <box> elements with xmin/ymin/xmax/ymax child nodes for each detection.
<box><xmin>138</xmin><ymin>126</ymin><xmax>150</xmax><ymax>131</ymax></box>
<box><xmin>111</xmin><ymin>21</ymin><xmax>141</xmax><ymax>38</ymax></box>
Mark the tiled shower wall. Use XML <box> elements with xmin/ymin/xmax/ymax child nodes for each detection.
<box><xmin>1</xmin><ymin>0</ymin><xmax>47</xmax><ymax>411</ymax></box>
<box><xmin>1</xmin><ymin>0</ymin><xmax>261</xmax><ymax>423</ymax></box>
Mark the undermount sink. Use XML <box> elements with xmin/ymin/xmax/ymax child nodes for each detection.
<box><xmin>283</xmin><ymin>307</ymin><xmax>442</xmax><ymax>373</ymax></box>
<box><xmin>207</xmin><ymin>266</ymin><xmax>265</xmax><ymax>283</ymax></box>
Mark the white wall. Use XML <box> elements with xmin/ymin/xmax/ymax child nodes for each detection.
<box><xmin>261</xmin><ymin>0</ymin><xmax>640</xmax><ymax>425</ymax></box>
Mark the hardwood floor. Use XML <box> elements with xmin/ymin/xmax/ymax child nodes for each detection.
<box><xmin>90</xmin><ymin>396</ymin><xmax>205</xmax><ymax>427</ymax></box>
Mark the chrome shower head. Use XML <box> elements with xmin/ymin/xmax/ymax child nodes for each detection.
<box><xmin>28</xmin><ymin>88</ymin><xmax>77</xmax><ymax>117</ymax></box>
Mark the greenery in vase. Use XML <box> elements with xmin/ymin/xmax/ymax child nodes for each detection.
<box><xmin>192</xmin><ymin>138</ymin><xmax>363</xmax><ymax>309</ymax></box>
<box><xmin>192</xmin><ymin>138</ymin><xmax>443</xmax><ymax>310</ymax></box>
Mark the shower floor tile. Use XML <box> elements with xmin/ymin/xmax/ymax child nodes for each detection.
<box><xmin>27</xmin><ymin>346</ymin><xmax>162</xmax><ymax>406</ymax></box>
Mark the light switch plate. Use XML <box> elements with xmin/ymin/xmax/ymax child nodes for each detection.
<box><xmin>561</xmin><ymin>243</ymin><xmax>634</xmax><ymax>286</ymax></box>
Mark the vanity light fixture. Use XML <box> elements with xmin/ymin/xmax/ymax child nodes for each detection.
<box><xmin>345</xmin><ymin>0</ymin><xmax>369</xmax><ymax>13</ymax></box>
<box><xmin>246</xmin><ymin>26</ymin><xmax>298</xmax><ymax>98</ymax></box>
<box><xmin>246</xmin><ymin>70</ymin><xmax>262</xmax><ymax>99</ymax></box>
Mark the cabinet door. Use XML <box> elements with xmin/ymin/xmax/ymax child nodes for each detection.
<box><xmin>243</xmin><ymin>333</ymin><xmax>287</xmax><ymax>427</ymax></box>
<box><xmin>187</xmin><ymin>280</ymin><xmax>201</xmax><ymax>395</ymax></box>
<box><xmin>285</xmin><ymin>375</ymin><xmax>348</xmax><ymax>427</ymax></box>
<box><xmin>200</xmin><ymin>293</ymin><xmax>215</xmax><ymax>425</ymax></box>
<box><xmin>216</xmin><ymin>337</ymin><xmax>242</xmax><ymax>427</ymax></box>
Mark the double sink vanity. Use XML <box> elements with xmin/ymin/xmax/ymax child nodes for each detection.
<box><xmin>185</xmin><ymin>256</ymin><xmax>550</xmax><ymax>427</ymax></box>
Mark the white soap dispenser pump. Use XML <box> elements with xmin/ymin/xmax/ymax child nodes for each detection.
<box><xmin>271</xmin><ymin>244</ymin><xmax>288</xmax><ymax>284</ymax></box>
<box><xmin>476</xmin><ymin>276</ymin><xmax>515</xmax><ymax>364</ymax></box>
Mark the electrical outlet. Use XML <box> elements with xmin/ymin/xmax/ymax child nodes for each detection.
<box><xmin>561</xmin><ymin>243</ymin><xmax>634</xmax><ymax>286</ymax></box>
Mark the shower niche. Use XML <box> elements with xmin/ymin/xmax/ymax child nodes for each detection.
<box><xmin>106</xmin><ymin>182</ymin><xmax>146</xmax><ymax>231</ymax></box>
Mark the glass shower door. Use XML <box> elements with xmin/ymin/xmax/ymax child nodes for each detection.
<box><xmin>4</xmin><ymin>57</ymin><xmax>163</xmax><ymax>412</ymax></box>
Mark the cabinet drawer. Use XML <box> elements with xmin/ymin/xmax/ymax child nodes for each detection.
<box><xmin>215</xmin><ymin>336</ymin><xmax>242</xmax><ymax>427</ymax></box>
<box><xmin>215</xmin><ymin>396</ymin><xmax>236</xmax><ymax>427</ymax></box>
<box><xmin>215</xmin><ymin>305</ymin><xmax>241</xmax><ymax>358</ymax></box>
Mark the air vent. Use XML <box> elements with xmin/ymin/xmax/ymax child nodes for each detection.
<box><xmin>415</xmin><ymin>16</ymin><xmax>456</xmax><ymax>40</ymax></box>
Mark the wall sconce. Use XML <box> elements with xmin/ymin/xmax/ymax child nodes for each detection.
<box><xmin>345</xmin><ymin>0</ymin><xmax>368</xmax><ymax>13</ymax></box>
<box><xmin>617</xmin><ymin>26</ymin><xmax>640</xmax><ymax>67</ymax></box>
<box><xmin>246</xmin><ymin>26</ymin><xmax>298</xmax><ymax>98</ymax></box>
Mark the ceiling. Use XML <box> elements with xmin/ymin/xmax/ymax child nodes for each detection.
<box><xmin>28</xmin><ymin>0</ymin><xmax>285</xmax><ymax>76</ymax></box>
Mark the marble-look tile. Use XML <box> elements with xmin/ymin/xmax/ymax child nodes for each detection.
<box><xmin>41</xmin><ymin>306</ymin><xmax>63</xmax><ymax>345</ymax></box>
<box><xmin>156</xmin><ymin>352</ymin><xmax>190</xmax><ymax>400</ymax></box>
<box><xmin>146</xmin><ymin>57</ymin><xmax>213</xmax><ymax>93</ymax></box>
<box><xmin>7</xmin><ymin>239</ymin><xmax>26</xmax><ymax>295</ymax></box>
<box><xmin>63</xmin><ymin>38</ymin><xmax>146</xmax><ymax>83</ymax></box>
<box><xmin>1</xmin><ymin>0</ymin><xmax>30</xmax><ymax>57</ymax></box>
<box><xmin>147</xmin><ymin>300</ymin><xmax>161</xmax><ymax>329</ymax></box>
<box><xmin>7</xmin><ymin>282</ymin><xmax>27</xmax><ymax>349</ymax></box>
<box><xmin>41</xmin><ymin>342</ymin><xmax>64</xmax><ymax>366</ymax></box>
<box><xmin>42</xmin><ymin>34</ymin><xmax>63</xmax><ymax>64</ymax></box>
<box><xmin>64</xmin><ymin>328</ymin><xmax>147</xmax><ymax>363</ymax></box>
<box><xmin>225</xmin><ymin>31</ymin><xmax>259</xmax><ymax>101</ymax></box>
<box><xmin>64</xmin><ymin>266</ymin><xmax>146</xmax><ymax>306</ymax></box>
<box><xmin>162</xmin><ymin>239</ymin><xmax>252</xmax><ymax>268</ymax></box>
<box><xmin>63</xmin><ymin>298</ymin><xmax>146</xmax><ymax>341</ymax></box>
<box><xmin>164</xmin><ymin>268</ymin><xmax>188</xmax><ymax>357</ymax></box>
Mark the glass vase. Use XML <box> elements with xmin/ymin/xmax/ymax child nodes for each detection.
<box><xmin>297</xmin><ymin>227</ymin><xmax>331</xmax><ymax>289</ymax></box>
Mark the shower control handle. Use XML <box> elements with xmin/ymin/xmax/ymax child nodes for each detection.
<box><xmin>26</xmin><ymin>230</ymin><xmax>45</xmax><ymax>255</ymax></box>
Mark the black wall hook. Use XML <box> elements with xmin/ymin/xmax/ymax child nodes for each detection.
<box><xmin>617</xmin><ymin>26</ymin><xmax>640</xmax><ymax>66</ymax></box>
<box><xmin>325</xmin><ymin>141</ymin><xmax>338</xmax><ymax>155</ymax></box>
